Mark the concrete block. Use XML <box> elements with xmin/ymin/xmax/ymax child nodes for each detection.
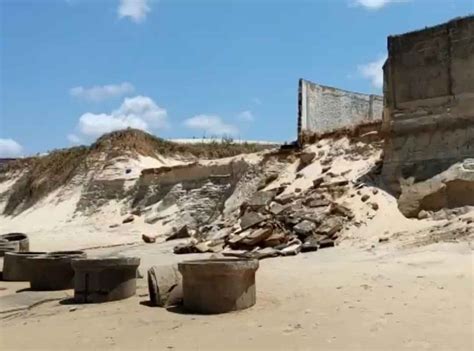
<box><xmin>27</xmin><ymin>251</ymin><xmax>86</xmax><ymax>291</ymax></box>
<box><xmin>3</xmin><ymin>252</ymin><xmax>46</xmax><ymax>281</ymax></box>
<box><xmin>72</xmin><ymin>257</ymin><xmax>140</xmax><ymax>303</ymax></box>
<box><xmin>178</xmin><ymin>258</ymin><xmax>259</xmax><ymax>314</ymax></box>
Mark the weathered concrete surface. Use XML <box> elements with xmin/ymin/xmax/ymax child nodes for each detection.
<box><xmin>72</xmin><ymin>257</ymin><xmax>140</xmax><ymax>303</ymax></box>
<box><xmin>178</xmin><ymin>258</ymin><xmax>259</xmax><ymax>314</ymax></box>
<box><xmin>298</xmin><ymin>79</ymin><xmax>383</xmax><ymax>142</ymax></box>
<box><xmin>398</xmin><ymin>160</ymin><xmax>474</xmax><ymax>217</ymax></box>
<box><xmin>382</xmin><ymin>16</ymin><xmax>474</xmax><ymax>194</ymax></box>
<box><xmin>0</xmin><ymin>233</ymin><xmax>29</xmax><ymax>255</ymax></box>
<box><xmin>3</xmin><ymin>252</ymin><xmax>46</xmax><ymax>281</ymax></box>
<box><xmin>27</xmin><ymin>252</ymin><xmax>86</xmax><ymax>291</ymax></box>
<box><xmin>147</xmin><ymin>264</ymin><xmax>182</xmax><ymax>307</ymax></box>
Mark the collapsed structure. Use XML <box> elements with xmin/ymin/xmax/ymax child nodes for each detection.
<box><xmin>298</xmin><ymin>16</ymin><xmax>474</xmax><ymax>217</ymax></box>
<box><xmin>381</xmin><ymin>15</ymin><xmax>474</xmax><ymax>192</ymax></box>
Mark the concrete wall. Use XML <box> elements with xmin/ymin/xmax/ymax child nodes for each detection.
<box><xmin>382</xmin><ymin>15</ymin><xmax>474</xmax><ymax>192</ymax></box>
<box><xmin>298</xmin><ymin>79</ymin><xmax>383</xmax><ymax>142</ymax></box>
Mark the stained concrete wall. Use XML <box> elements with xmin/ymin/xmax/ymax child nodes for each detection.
<box><xmin>298</xmin><ymin>79</ymin><xmax>383</xmax><ymax>142</ymax></box>
<box><xmin>382</xmin><ymin>15</ymin><xmax>474</xmax><ymax>192</ymax></box>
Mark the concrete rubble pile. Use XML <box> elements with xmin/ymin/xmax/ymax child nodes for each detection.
<box><xmin>170</xmin><ymin>152</ymin><xmax>356</xmax><ymax>259</ymax></box>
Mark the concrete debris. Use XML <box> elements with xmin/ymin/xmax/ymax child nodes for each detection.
<box><xmin>122</xmin><ymin>215</ymin><xmax>135</xmax><ymax>224</ymax></box>
<box><xmin>275</xmin><ymin>194</ymin><xmax>296</xmax><ymax>205</ymax></box>
<box><xmin>320</xmin><ymin>179</ymin><xmax>349</xmax><ymax>188</ymax></box>
<box><xmin>173</xmin><ymin>242</ymin><xmax>200</xmax><ymax>254</ymax></box>
<box><xmin>370</xmin><ymin>202</ymin><xmax>379</xmax><ymax>211</ymax></box>
<box><xmin>142</xmin><ymin>234</ymin><xmax>156</xmax><ymax>244</ymax></box>
<box><xmin>301</xmin><ymin>237</ymin><xmax>319</xmax><ymax>252</ymax></box>
<box><xmin>317</xmin><ymin>217</ymin><xmax>343</xmax><ymax>238</ymax></box>
<box><xmin>312</xmin><ymin>177</ymin><xmax>324</xmax><ymax>188</ymax></box>
<box><xmin>299</xmin><ymin>152</ymin><xmax>316</xmax><ymax>167</ymax></box>
<box><xmin>268</xmin><ymin>202</ymin><xmax>288</xmax><ymax>216</ymax></box>
<box><xmin>319</xmin><ymin>239</ymin><xmax>335</xmax><ymax>249</ymax></box>
<box><xmin>166</xmin><ymin>225</ymin><xmax>191</xmax><ymax>241</ymax></box>
<box><xmin>280</xmin><ymin>239</ymin><xmax>302</xmax><ymax>256</ymax></box>
<box><xmin>241</xmin><ymin>227</ymin><xmax>273</xmax><ymax>246</ymax></box>
<box><xmin>169</xmin><ymin>150</ymin><xmax>372</xmax><ymax>258</ymax></box>
<box><xmin>306</xmin><ymin>198</ymin><xmax>330</xmax><ymax>208</ymax></box>
<box><xmin>239</xmin><ymin>211</ymin><xmax>266</xmax><ymax>231</ymax></box>
<box><xmin>293</xmin><ymin>220</ymin><xmax>316</xmax><ymax>237</ymax></box>
<box><xmin>263</xmin><ymin>231</ymin><xmax>287</xmax><ymax>247</ymax></box>
<box><xmin>247</xmin><ymin>190</ymin><xmax>277</xmax><ymax>210</ymax></box>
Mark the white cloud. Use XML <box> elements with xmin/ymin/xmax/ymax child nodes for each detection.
<box><xmin>72</xmin><ymin>95</ymin><xmax>168</xmax><ymax>139</ymax></box>
<box><xmin>183</xmin><ymin>115</ymin><xmax>238</xmax><ymax>136</ymax></box>
<box><xmin>118</xmin><ymin>0</ymin><xmax>151</xmax><ymax>23</ymax></box>
<box><xmin>237</xmin><ymin>110</ymin><xmax>254</xmax><ymax>122</ymax></box>
<box><xmin>0</xmin><ymin>138</ymin><xmax>23</xmax><ymax>158</ymax></box>
<box><xmin>353</xmin><ymin>0</ymin><xmax>409</xmax><ymax>10</ymax></box>
<box><xmin>358</xmin><ymin>56</ymin><xmax>386</xmax><ymax>89</ymax></box>
<box><xmin>67</xmin><ymin>134</ymin><xmax>83</xmax><ymax>145</ymax></box>
<box><xmin>70</xmin><ymin>82</ymin><xmax>135</xmax><ymax>102</ymax></box>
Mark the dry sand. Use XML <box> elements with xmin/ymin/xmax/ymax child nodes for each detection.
<box><xmin>1</xmin><ymin>138</ymin><xmax>473</xmax><ymax>350</ymax></box>
<box><xmin>1</xmin><ymin>241</ymin><xmax>472</xmax><ymax>351</ymax></box>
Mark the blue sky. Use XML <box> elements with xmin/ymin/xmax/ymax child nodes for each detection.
<box><xmin>1</xmin><ymin>0</ymin><xmax>473</xmax><ymax>156</ymax></box>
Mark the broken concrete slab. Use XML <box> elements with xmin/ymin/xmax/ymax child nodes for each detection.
<box><xmin>320</xmin><ymin>179</ymin><xmax>349</xmax><ymax>188</ymax></box>
<box><xmin>317</xmin><ymin>217</ymin><xmax>343</xmax><ymax>237</ymax></box>
<box><xmin>280</xmin><ymin>239</ymin><xmax>302</xmax><ymax>256</ymax></box>
<box><xmin>262</xmin><ymin>231</ymin><xmax>287</xmax><ymax>247</ymax></box>
<box><xmin>312</xmin><ymin>177</ymin><xmax>325</xmax><ymax>188</ymax></box>
<box><xmin>293</xmin><ymin>220</ymin><xmax>316</xmax><ymax>237</ymax></box>
<box><xmin>329</xmin><ymin>203</ymin><xmax>355</xmax><ymax>219</ymax></box>
<box><xmin>166</xmin><ymin>225</ymin><xmax>190</xmax><ymax>241</ymax></box>
<box><xmin>307</xmin><ymin>198</ymin><xmax>331</xmax><ymax>208</ymax></box>
<box><xmin>319</xmin><ymin>239</ymin><xmax>335</xmax><ymax>249</ymax></box>
<box><xmin>239</xmin><ymin>211</ymin><xmax>266</xmax><ymax>231</ymax></box>
<box><xmin>269</xmin><ymin>202</ymin><xmax>288</xmax><ymax>216</ymax></box>
<box><xmin>274</xmin><ymin>193</ymin><xmax>296</xmax><ymax>205</ymax></box>
<box><xmin>301</xmin><ymin>237</ymin><xmax>319</xmax><ymax>253</ymax></box>
<box><xmin>241</xmin><ymin>227</ymin><xmax>273</xmax><ymax>246</ymax></box>
<box><xmin>247</xmin><ymin>190</ymin><xmax>277</xmax><ymax>209</ymax></box>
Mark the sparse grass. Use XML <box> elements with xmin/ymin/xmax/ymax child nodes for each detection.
<box><xmin>3</xmin><ymin>146</ymin><xmax>89</xmax><ymax>215</ymax></box>
<box><xmin>90</xmin><ymin>129</ymin><xmax>273</xmax><ymax>159</ymax></box>
<box><xmin>1</xmin><ymin>129</ymin><xmax>276</xmax><ymax>215</ymax></box>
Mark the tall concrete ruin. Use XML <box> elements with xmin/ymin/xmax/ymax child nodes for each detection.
<box><xmin>298</xmin><ymin>79</ymin><xmax>383</xmax><ymax>143</ymax></box>
<box><xmin>382</xmin><ymin>16</ymin><xmax>474</xmax><ymax>192</ymax></box>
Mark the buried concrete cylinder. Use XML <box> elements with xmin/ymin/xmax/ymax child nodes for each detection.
<box><xmin>27</xmin><ymin>251</ymin><xmax>86</xmax><ymax>290</ymax></box>
<box><xmin>178</xmin><ymin>258</ymin><xmax>259</xmax><ymax>314</ymax></box>
<box><xmin>3</xmin><ymin>251</ymin><xmax>47</xmax><ymax>281</ymax></box>
<box><xmin>72</xmin><ymin>257</ymin><xmax>140</xmax><ymax>303</ymax></box>
<box><xmin>0</xmin><ymin>233</ymin><xmax>29</xmax><ymax>255</ymax></box>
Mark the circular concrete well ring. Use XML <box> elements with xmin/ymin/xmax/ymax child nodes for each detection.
<box><xmin>26</xmin><ymin>251</ymin><xmax>86</xmax><ymax>291</ymax></box>
<box><xmin>178</xmin><ymin>258</ymin><xmax>259</xmax><ymax>314</ymax></box>
<box><xmin>0</xmin><ymin>232</ymin><xmax>29</xmax><ymax>252</ymax></box>
<box><xmin>71</xmin><ymin>256</ymin><xmax>141</xmax><ymax>303</ymax></box>
<box><xmin>3</xmin><ymin>251</ymin><xmax>47</xmax><ymax>281</ymax></box>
